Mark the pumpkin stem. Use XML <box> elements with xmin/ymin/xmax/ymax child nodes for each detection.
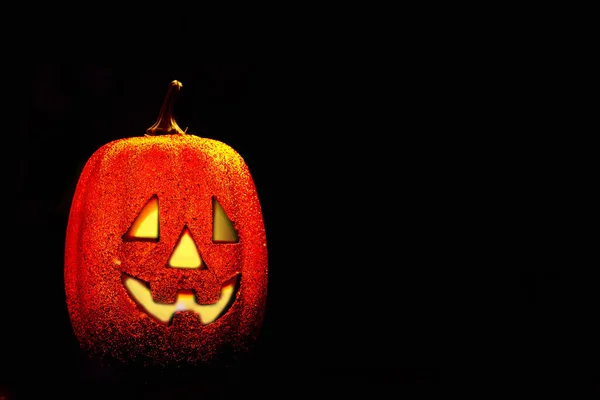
<box><xmin>146</xmin><ymin>80</ymin><xmax>186</xmax><ymax>136</ymax></box>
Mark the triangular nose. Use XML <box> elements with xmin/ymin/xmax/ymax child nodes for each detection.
<box><xmin>168</xmin><ymin>227</ymin><xmax>202</xmax><ymax>269</ymax></box>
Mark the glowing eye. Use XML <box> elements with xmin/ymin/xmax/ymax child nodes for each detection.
<box><xmin>123</xmin><ymin>195</ymin><xmax>159</xmax><ymax>242</ymax></box>
<box><xmin>213</xmin><ymin>197</ymin><xmax>238</xmax><ymax>243</ymax></box>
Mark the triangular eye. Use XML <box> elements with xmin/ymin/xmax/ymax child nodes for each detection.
<box><xmin>123</xmin><ymin>195</ymin><xmax>159</xmax><ymax>242</ymax></box>
<box><xmin>213</xmin><ymin>197</ymin><xmax>238</xmax><ymax>243</ymax></box>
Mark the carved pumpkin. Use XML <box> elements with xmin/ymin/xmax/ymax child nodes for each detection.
<box><xmin>64</xmin><ymin>80</ymin><xmax>268</xmax><ymax>366</ymax></box>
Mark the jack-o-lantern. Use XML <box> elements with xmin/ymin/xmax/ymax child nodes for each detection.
<box><xmin>64</xmin><ymin>80</ymin><xmax>268</xmax><ymax>366</ymax></box>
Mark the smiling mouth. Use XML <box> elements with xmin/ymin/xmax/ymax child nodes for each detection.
<box><xmin>122</xmin><ymin>274</ymin><xmax>239</xmax><ymax>325</ymax></box>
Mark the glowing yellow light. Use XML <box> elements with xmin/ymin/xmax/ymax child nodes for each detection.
<box><xmin>213</xmin><ymin>198</ymin><xmax>238</xmax><ymax>243</ymax></box>
<box><xmin>123</xmin><ymin>275</ymin><xmax>235</xmax><ymax>324</ymax></box>
<box><xmin>168</xmin><ymin>228</ymin><xmax>202</xmax><ymax>269</ymax></box>
<box><xmin>124</xmin><ymin>196</ymin><xmax>159</xmax><ymax>240</ymax></box>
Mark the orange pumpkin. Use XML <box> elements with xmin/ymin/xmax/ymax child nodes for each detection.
<box><xmin>64</xmin><ymin>80</ymin><xmax>268</xmax><ymax>366</ymax></box>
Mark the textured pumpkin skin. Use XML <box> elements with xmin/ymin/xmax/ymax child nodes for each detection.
<box><xmin>64</xmin><ymin>134</ymin><xmax>268</xmax><ymax>366</ymax></box>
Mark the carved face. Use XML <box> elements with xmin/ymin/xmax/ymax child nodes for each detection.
<box><xmin>121</xmin><ymin>194</ymin><xmax>240</xmax><ymax>326</ymax></box>
<box><xmin>64</xmin><ymin>134</ymin><xmax>268</xmax><ymax>366</ymax></box>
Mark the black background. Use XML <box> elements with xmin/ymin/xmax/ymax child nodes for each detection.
<box><xmin>0</xmin><ymin>13</ymin><xmax>558</xmax><ymax>397</ymax></box>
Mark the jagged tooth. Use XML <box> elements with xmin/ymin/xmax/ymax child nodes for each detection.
<box><xmin>149</xmin><ymin>281</ymin><xmax>178</xmax><ymax>304</ymax></box>
<box><xmin>170</xmin><ymin>311</ymin><xmax>203</xmax><ymax>327</ymax></box>
<box><xmin>189</xmin><ymin>274</ymin><xmax>223</xmax><ymax>304</ymax></box>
